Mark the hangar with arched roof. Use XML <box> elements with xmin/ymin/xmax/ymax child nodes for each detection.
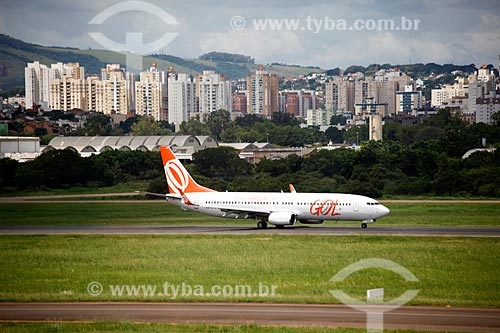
<box><xmin>44</xmin><ymin>135</ymin><xmax>218</xmax><ymax>159</ymax></box>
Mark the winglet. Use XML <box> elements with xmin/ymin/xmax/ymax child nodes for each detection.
<box><xmin>289</xmin><ymin>184</ymin><xmax>297</xmax><ymax>193</ymax></box>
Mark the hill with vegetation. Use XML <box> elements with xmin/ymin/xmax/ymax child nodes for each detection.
<box><xmin>0</xmin><ymin>34</ymin><xmax>323</xmax><ymax>90</ymax></box>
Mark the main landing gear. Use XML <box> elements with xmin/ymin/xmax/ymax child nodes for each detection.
<box><xmin>257</xmin><ymin>220</ymin><xmax>268</xmax><ymax>229</ymax></box>
<box><xmin>361</xmin><ymin>223</ymin><xmax>368</xmax><ymax>229</ymax></box>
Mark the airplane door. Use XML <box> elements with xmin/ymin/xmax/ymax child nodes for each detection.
<box><xmin>353</xmin><ymin>202</ymin><xmax>359</xmax><ymax>212</ymax></box>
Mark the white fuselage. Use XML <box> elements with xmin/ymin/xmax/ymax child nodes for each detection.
<box><xmin>166</xmin><ymin>192</ymin><xmax>390</xmax><ymax>224</ymax></box>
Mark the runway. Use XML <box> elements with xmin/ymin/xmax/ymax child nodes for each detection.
<box><xmin>1</xmin><ymin>302</ymin><xmax>499</xmax><ymax>332</ymax></box>
<box><xmin>1</xmin><ymin>193</ymin><xmax>500</xmax><ymax>204</ymax></box>
<box><xmin>0</xmin><ymin>225</ymin><xmax>499</xmax><ymax>237</ymax></box>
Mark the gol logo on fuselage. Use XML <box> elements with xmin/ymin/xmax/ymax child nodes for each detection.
<box><xmin>310</xmin><ymin>199</ymin><xmax>341</xmax><ymax>217</ymax></box>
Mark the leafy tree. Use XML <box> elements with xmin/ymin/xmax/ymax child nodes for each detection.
<box><xmin>344</xmin><ymin>124</ymin><xmax>368</xmax><ymax>145</ymax></box>
<box><xmin>272</xmin><ymin>112</ymin><xmax>301</xmax><ymax>126</ymax></box>
<box><xmin>83</xmin><ymin>113</ymin><xmax>112</xmax><ymax>136</ymax></box>
<box><xmin>131</xmin><ymin>116</ymin><xmax>170</xmax><ymax>136</ymax></box>
<box><xmin>0</xmin><ymin>158</ymin><xmax>18</xmax><ymax>187</ymax></box>
<box><xmin>325</xmin><ymin>127</ymin><xmax>344</xmax><ymax>143</ymax></box>
<box><xmin>192</xmin><ymin>147</ymin><xmax>253</xmax><ymax>180</ymax></box>
<box><xmin>179</xmin><ymin>116</ymin><xmax>211</xmax><ymax>136</ymax></box>
<box><xmin>205</xmin><ymin>109</ymin><xmax>234</xmax><ymax>141</ymax></box>
<box><xmin>119</xmin><ymin>117</ymin><xmax>139</xmax><ymax>134</ymax></box>
<box><xmin>491</xmin><ymin>111</ymin><xmax>500</xmax><ymax>127</ymax></box>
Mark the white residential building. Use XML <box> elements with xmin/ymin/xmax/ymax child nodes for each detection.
<box><xmin>49</xmin><ymin>76</ymin><xmax>87</xmax><ymax>111</ymax></box>
<box><xmin>396</xmin><ymin>85</ymin><xmax>422</xmax><ymax>114</ymax></box>
<box><xmin>135</xmin><ymin>71</ymin><xmax>162</xmax><ymax>120</ymax></box>
<box><xmin>476</xmin><ymin>91</ymin><xmax>500</xmax><ymax>124</ymax></box>
<box><xmin>431</xmin><ymin>77</ymin><xmax>468</xmax><ymax>108</ymax></box>
<box><xmin>195</xmin><ymin>70</ymin><xmax>232</xmax><ymax>117</ymax></box>
<box><xmin>95</xmin><ymin>72</ymin><xmax>129</xmax><ymax>115</ymax></box>
<box><xmin>306</xmin><ymin>109</ymin><xmax>333</xmax><ymax>126</ymax></box>
<box><xmin>168</xmin><ymin>74</ymin><xmax>196</xmax><ymax>127</ymax></box>
<box><xmin>49</xmin><ymin>62</ymin><xmax>85</xmax><ymax>81</ymax></box>
<box><xmin>25</xmin><ymin>61</ymin><xmax>50</xmax><ymax>110</ymax></box>
<box><xmin>48</xmin><ymin>63</ymin><xmax>86</xmax><ymax>111</ymax></box>
<box><xmin>468</xmin><ymin>67</ymin><xmax>496</xmax><ymax>115</ymax></box>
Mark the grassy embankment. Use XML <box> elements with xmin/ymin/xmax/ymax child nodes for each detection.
<box><xmin>0</xmin><ymin>322</ymin><xmax>469</xmax><ymax>333</ymax></box>
<box><xmin>0</xmin><ymin>202</ymin><xmax>499</xmax><ymax>226</ymax></box>
<box><xmin>0</xmin><ymin>235</ymin><xmax>498</xmax><ymax>306</ymax></box>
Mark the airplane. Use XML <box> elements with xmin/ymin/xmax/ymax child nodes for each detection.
<box><xmin>151</xmin><ymin>146</ymin><xmax>390</xmax><ymax>229</ymax></box>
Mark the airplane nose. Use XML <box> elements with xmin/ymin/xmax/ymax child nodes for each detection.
<box><xmin>380</xmin><ymin>205</ymin><xmax>390</xmax><ymax>216</ymax></box>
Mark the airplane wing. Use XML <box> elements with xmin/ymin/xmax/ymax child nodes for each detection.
<box><xmin>136</xmin><ymin>191</ymin><xmax>183</xmax><ymax>202</ymax></box>
<box><xmin>218</xmin><ymin>207</ymin><xmax>271</xmax><ymax>219</ymax></box>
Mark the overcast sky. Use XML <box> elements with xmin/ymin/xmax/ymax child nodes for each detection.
<box><xmin>1</xmin><ymin>0</ymin><xmax>499</xmax><ymax>69</ymax></box>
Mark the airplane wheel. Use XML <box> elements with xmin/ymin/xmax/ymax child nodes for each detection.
<box><xmin>257</xmin><ymin>221</ymin><xmax>267</xmax><ymax>229</ymax></box>
<box><xmin>361</xmin><ymin>223</ymin><xmax>368</xmax><ymax>229</ymax></box>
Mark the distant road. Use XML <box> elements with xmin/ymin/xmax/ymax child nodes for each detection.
<box><xmin>1</xmin><ymin>193</ymin><xmax>500</xmax><ymax>204</ymax></box>
<box><xmin>1</xmin><ymin>302</ymin><xmax>499</xmax><ymax>332</ymax></box>
<box><xmin>1</xmin><ymin>225</ymin><xmax>498</xmax><ymax>237</ymax></box>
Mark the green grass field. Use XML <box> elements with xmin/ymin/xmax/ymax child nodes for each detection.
<box><xmin>0</xmin><ymin>182</ymin><xmax>149</xmax><ymax>197</ymax></box>
<box><xmin>0</xmin><ymin>235</ymin><xmax>498</xmax><ymax>306</ymax></box>
<box><xmin>0</xmin><ymin>322</ymin><xmax>463</xmax><ymax>333</ymax></box>
<box><xmin>0</xmin><ymin>202</ymin><xmax>499</xmax><ymax>226</ymax></box>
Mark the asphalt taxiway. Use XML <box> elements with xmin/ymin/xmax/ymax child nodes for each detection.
<box><xmin>1</xmin><ymin>302</ymin><xmax>499</xmax><ymax>332</ymax></box>
<box><xmin>0</xmin><ymin>224</ymin><xmax>498</xmax><ymax>237</ymax></box>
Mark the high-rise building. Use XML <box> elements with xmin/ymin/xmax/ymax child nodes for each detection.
<box><xmin>476</xmin><ymin>91</ymin><xmax>500</xmax><ymax>124</ymax></box>
<box><xmin>25</xmin><ymin>61</ymin><xmax>50</xmax><ymax>110</ymax></box>
<box><xmin>86</xmin><ymin>76</ymin><xmax>100</xmax><ymax>111</ymax></box>
<box><xmin>246</xmin><ymin>70</ymin><xmax>279</xmax><ymax>117</ymax></box>
<box><xmin>325</xmin><ymin>77</ymin><xmax>355</xmax><ymax>113</ymax></box>
<box><xmin>195</xmin><ymin>70</ymin><xmax>232</xmax><ymax>117</ymax></box>
<box><xmin>135</xmin><ymin>71</ymin><xmax>162</xmax><ymax>120</ymax></box>
<box><xmin>168</xmin><ymin>74</ymin><xmax>196</xmax><ymax>127</ymax></box>
<box><xmin>50</xmin><ymin>62</ymin><xmax>85</xmax><ymax>81</ymax></box>
<box><xmin>354</xmin><ymin>77</ymin><xmax>375</xmax><ymax>107</ymax></box>
<box><xmin>325</xmin><ymin>78</ymin><xmax>340</xmax><ymax>111</ymax></box>
<box><xmin>97</xmin><ymin>64</ymin><xmax>131</xmax><ymax>115</ymax></box>
<box><xmin>95</xmin><ymin>72</ymin><xmax>129</xmax><ymax>115</ymax></box>
<box><xmin>142</xmin><ymin>62</ymin><xmax>169</xmax><ymax>119</ymax></box>
<box><xmin>468</xmin><ymin>67</ymin><xmax>496</xmax><ymax>115</ymax></box>
<box><xmin>302</xmin><ymin>91</ymin><xmax>317</xmax><ymax>117</ymax></box>
<box><xmin>338</xmin><ymin>80</ymin><xmax>355</xmax><ymax>113</ymax></box>
<box><xmin>49</xmin><ymin>75</ymin><xmax>87</xmax><ymax>111</ymax></box>
<box><xmin>278</xmin><ymin>92</ymin><xmax>286</xmax><ymax>113</ymax></box>
<box><xmin>101</xmin><ymin>64</ymin><xmax>125</xmax><ymax>80</ymax></box>
<box><xmin>285</xmin><ymin>91</ymin><xmax>301</xmax><ymax>116</ymax></box>
<box><xmin>306</xmin><ymin>109</ymin><xmax>333</xmax><ymax>126</ymax></box>
<box><xmin>232</xmin><ymin>92</ymin><xmax>247</xmax><ymax>114</ymax></box>
<box><xmin>396</xmin><ymin>85</ymin><xmax>422</xmax><ymax>114</ymax></box>
<box><xmin>48</xmin><ymin>63</ymin><xmax>86</xmax><ymax>111</ymax></box>
<box><xmin>431</xmin><ymin>77</ymin><xmax>468</xmax><ymax>108</ymax></box>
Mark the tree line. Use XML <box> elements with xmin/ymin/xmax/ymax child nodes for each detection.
<box><xmin>1</xmin><ymin>109</ymin><xmax>499</xmax><ymax>197</ymax></box>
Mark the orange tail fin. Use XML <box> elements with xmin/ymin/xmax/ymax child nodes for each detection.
<box><xmin>160</xmin><ymin>146</ymin><xmax>216</xmax><ymax>194</ymax></box>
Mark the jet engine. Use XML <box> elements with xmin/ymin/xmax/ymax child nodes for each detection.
<box><xmin>268</xmin><ymin>211</ymin><xmax>296</xmax><ymax>225</ymax></box>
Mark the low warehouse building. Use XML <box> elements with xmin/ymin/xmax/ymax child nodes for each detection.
<box><xmin>0</xmin><ymin>136</ymin><xmax>41</xmax><ymax>161</ymax></box>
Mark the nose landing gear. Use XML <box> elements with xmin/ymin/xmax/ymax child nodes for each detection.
<box><xmin>361</xmin><ymin>219</ymin><xmax>375</xmax><ymax>229</ymax></box>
